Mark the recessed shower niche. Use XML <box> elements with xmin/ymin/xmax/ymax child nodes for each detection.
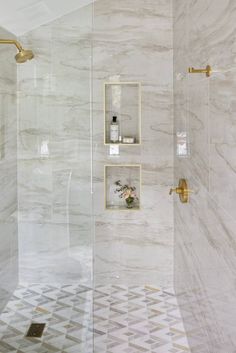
<box><xmin>104</xmin><ymin>82</ymin><xmax>141</xmax><ymax>145</ymax></box>
<box><xmin>104</xmin><ymin>165</ymin><xmax>141</xmax><ymax>210</ymax></box>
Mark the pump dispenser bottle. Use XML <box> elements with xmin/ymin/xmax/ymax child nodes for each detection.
<box><xmin>110</xmin><ymin>116</ymin><xmax>119</xmax><ymax>143</ymax></box>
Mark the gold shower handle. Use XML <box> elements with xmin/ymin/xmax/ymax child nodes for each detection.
<box><xmin>169</xmin><ymin>187</ymin><xmax>183</xmax><ymax>195</ymax></box>
<box><xmin>169</xmin><ymin>179</ymin><xmax>191</xmax><ymax>203</ymax></box>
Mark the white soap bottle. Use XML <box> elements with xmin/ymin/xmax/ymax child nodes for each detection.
<box><xmin>110</xmin><ymin>116</ymin><xmax>119</xmax><ymax>143</ymax></box>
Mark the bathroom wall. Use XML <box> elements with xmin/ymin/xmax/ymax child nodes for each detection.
<box><xmin>0</xmin><ymin>28</ymin><xmax>18</xmax><ymax>311</ymax></box>
<box><xmin>174</xmin><ymin>1</ymin><xmax>236</xmax><ymax>352</ymax></box>
<box><xmin>93</xmin><ymin>0</ymin><xmax>174</xmax><ymax>286</ymax></box>
<box><xmin>17</xmin><ymin>0</ymin><xmax>174</xmax><ymax>288</ymax></box>
<box><xmin>17</xmin><ymin>6</ymin><xmax>93</xmax><ymax>285</ymax></box>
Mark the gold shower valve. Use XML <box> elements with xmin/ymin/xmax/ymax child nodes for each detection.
<box><xmin>169</xmin><ymin>187</ymin><xmax>183</xmax><ymax>195</ymax></box>
<box><xmin>169</xmin><ymin>179</ymin><xmax>190</xmax><ymax>204</ymax></box>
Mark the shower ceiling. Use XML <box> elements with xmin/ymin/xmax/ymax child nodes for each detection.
<box><xmin>0</xmin><ymin>0</ymin><xmax>94</xmax><ymax>35</ymax></box>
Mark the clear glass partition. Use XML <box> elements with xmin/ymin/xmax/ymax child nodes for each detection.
<box><xmin>16</xmin><ymin>4</ymin><xmax>94</xmax><ymax>352</ymax></box>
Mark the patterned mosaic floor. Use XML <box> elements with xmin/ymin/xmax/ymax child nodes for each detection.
<box><xmin>0</xmin><ymin>284</ymin><xmax>190</xmax><ymax>353</ymax></box>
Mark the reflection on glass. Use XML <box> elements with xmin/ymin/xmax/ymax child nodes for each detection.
<box><xmin>0</xmin><ymin>124</ymin><xmax>5</xmax><ymax>160</ymax></box>
<box><xmin>40</xmin><ymin>140</ymin><xmax>49</xmax><ymax>157</ymax></box>
<box><xmin>176</xmin><ymin>131</ymin><xmax>190</xmax><ymax>157</ymax></box>
<box><xmin>111</xmin><ymin>84</ymin><xmax>122</xmax><ymax>137</ymax></box>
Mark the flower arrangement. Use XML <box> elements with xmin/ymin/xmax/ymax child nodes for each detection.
<box><xmin>114</xmin><ymin>180</ymin><xmax>139</xmax><ymax>208</ymax></box>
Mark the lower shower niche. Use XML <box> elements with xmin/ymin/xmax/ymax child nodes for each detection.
<box><xmin>105</xmin><ymin>165</ymin><xmax>141</xmax><ymax>210</ymax></box>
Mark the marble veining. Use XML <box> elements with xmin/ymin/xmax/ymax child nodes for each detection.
<box><xmin>93</xmin><ymin>0</ymin><xmax>174</xmax><ymax>287</ymax></box>
<box><xmin>17</xmin><ymin>5</ymin><xmax>93</xmax><ymax>286</ymax></box>
<box><xmin>0</xmin><ymin>283</ymin><xmax>189</xmax><ymax>353</ymax></box>
<box><xmin>0</xmin><ymin>27</ymin><xmax>18</xmax><ymax>313</ymax></box>
<box><xmin>17</xmin><ymin>0</ymin><xmax>174</xmax><ymax>289</ymax></box>
<box><xmin>174</xmin><ymin>0</ymin><xmax>236</xmax><ymax>352</ymax></box>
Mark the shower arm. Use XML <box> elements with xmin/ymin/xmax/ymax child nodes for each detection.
<box><xmin>188</xmin><ymin>65</ymin><xmax>212</xmax><ymax>77</ymax></box>
<box><xmin>0</xmin><ymin>39</ymin><xmax>23</xmax><ymax>52</ymax></box>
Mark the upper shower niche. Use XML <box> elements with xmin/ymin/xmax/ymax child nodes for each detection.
<box><xmin>104</xmin><ymin>82</ymin><xmax>141</xmax><ymax>145</ymax></box>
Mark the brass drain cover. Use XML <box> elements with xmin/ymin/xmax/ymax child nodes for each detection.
<box><xmin>26</xmin><ymin>323</ymin><xmax>46</xmax><ymax>338</ymax></box>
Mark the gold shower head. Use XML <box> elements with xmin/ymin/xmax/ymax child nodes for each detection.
<box><xmin>0</xmin><ymin>39</ymin><xmax>34</xmax><ymax>63</ymax></box>
<box><xmin>15</xmin><ymin>49</ymin><xmax>34</xmax><ymax>63</ymax></box>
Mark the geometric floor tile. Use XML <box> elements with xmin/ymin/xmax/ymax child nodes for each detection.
<box><xmin>0</xmin><ymin>284</ymin><xmax>190</xmax><ymax>353</ymax></box>
<box><xmin>93</xmin><ymin>285</ymin><xmax>190</xmax><ymax>353</ymax></box>
<box><xmin>0</xmin><ymin>284</ymin><xmax>93</xmax><ymax>353</ymax></box>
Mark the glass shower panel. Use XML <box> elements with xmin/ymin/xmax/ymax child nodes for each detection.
<box><xmin>17</xmin><ymin>4</ymin><xmax>94</xmax><ymax>352</ymax></box>
<box><xmin>0</xmin><ymin>79</ymin><xmax>18</xmax><ymax>313</ymax></box>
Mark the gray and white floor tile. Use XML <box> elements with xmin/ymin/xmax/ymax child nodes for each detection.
<box><xmin>0</xmin><ymin>284</ymin><xmax>190</xmax><ymax>353</ymax></box>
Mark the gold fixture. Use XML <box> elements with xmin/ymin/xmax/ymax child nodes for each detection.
<box><xmin>26</xmin><ymin>323</ymin><xmax>46</xmax><ymax>338</ymax></box>
<box><xmin>0</xmin><ymin>39</ymin><xmax>34</xmax><ymax>63</ymax></box>
<box><xmin>188</xmin><ymin>65</ymin><xmax>212</xmax><ymax>77</ymax></box>
<box><xmin>169</xmin><ymin>179</ymin><xmax>190</xmax><ymax>204</ymax></box>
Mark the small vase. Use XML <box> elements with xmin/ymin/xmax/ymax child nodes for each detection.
<box><xmin>126</xmin><ymin>197</ymin><xmax>134</xmax><ymax>209</ymax></box>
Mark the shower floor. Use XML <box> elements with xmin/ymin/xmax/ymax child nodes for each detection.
<box><xmin>0</xmin><ymin>284</ymin><xmax>189</xmax><ymax>353</ymax></box>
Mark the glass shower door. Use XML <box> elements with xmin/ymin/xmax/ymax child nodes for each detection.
<box><xmin>16</xmin><ymin>4</ymin><xmax>94</xmax><ymax>352</ymax></box>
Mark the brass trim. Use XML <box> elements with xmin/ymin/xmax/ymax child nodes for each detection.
<box><xmin>169</xmin><ymin>179</ymin><xmax>190</xmax><ymax>204</ymax></box>
<box><xmin>188</xmin><ymin>65</ymin><xmax>212</xmax><ymax>77</ymax></box>
<box><xmin>103</xmin><ymin>82</ymin><xmax>142</xmax><ymax>146</ymax></box>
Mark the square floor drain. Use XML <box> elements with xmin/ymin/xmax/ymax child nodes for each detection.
<box><xmin>26</xmin><ymin>323</ymin><xmax>46</xmax><ymax>338</ymax></box>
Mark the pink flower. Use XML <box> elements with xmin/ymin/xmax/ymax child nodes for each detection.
<box><xmin>123</xmin><ymin>191</ymin><xmax>130</xmax><ymax>199</ymax></box>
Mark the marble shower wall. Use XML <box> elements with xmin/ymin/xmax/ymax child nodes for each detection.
<box><xmin>0</xmin><ymin>27</ymin><xmax>18</xmax><ymax>311</ymax></box>
<box><xmin>173</xmin><ymin>1</ymin><xmax>236</xmax><ymax>352</ymax></box>
<box><xmin>93</xmin><ymin>0</ymin><xmax>174</xmax><ymax>286</ymax></box>
<box><xmin>17</xmin><ymin>0</ymin><xmax>174</xmax><ymax>288</ymax></box>
<box><xmin>17</xmin><ymin>6</ymin><xmax>93</xmax><ymax>285</ymax></box>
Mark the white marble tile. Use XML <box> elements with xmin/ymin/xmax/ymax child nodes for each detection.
<box><xmin>17</xmin><ymin>6</ymin><xmax>93</xmax><ymax>285</ymax></box>
<box><xmin>0</xmin><ymin>27</ymin><xmax>18</xmax><ymax>312</ymax></box>
<box><xmin>93</xmin><ymin>0</ymin><xmax>174</xmax><ymax>287</ymax></box>
<box><xmin>18</xmin><ymin>222</ymin><xmax>92</xmax><ymax>286</ymax></box>
<box><xmin>17</xmin><ymin>0</ymin><xmax>174</xmax><ymax>289</ymax></box>
<box><xmin>174</xmin><ymin>1</ymin><xmax>236</xmax><ymax>352</ymax></box>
